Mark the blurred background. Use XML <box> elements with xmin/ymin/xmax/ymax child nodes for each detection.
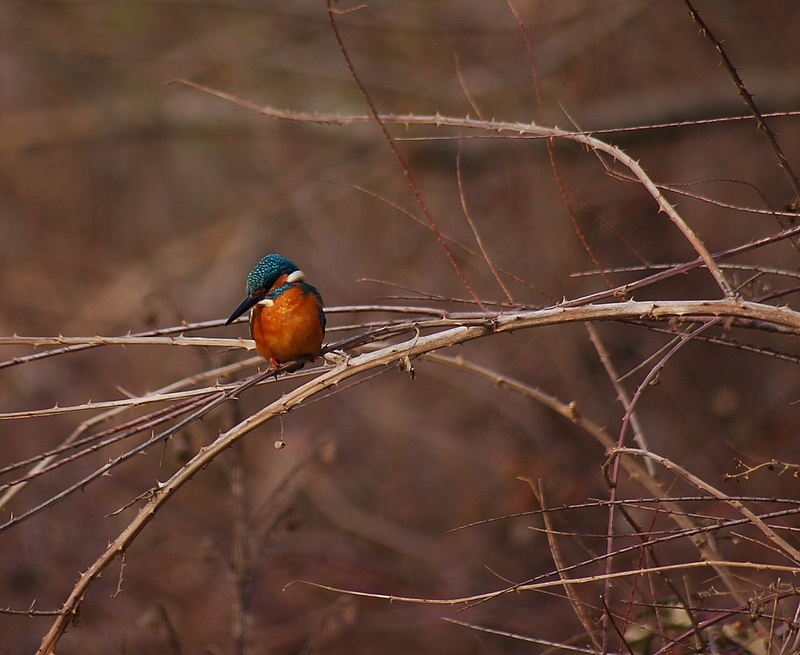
<box><xmin>3</xmin><ymin>0</ymin><xmax>800</xmax><ymax>652</ymax></box>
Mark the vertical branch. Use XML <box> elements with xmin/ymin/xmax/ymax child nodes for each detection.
<box><xmin>455</xmin><ymin>148</ymin><xmax>514</xmax><ymax>303</ymax></box>
<box><xmin>325</xmin><ymin>1</ymin><xmax>484</xmax><ymax>310</ymax></box>
<box><xmin>507</xmin><ymin>2</ymin><xmax>613</xmax><ymax>643</ymax></box>
<box><xmin>153</xmin><ymin>603</ymin><xmax>184</xmax><ymax>655</ymax></box>
<box><xmin>618</xmin><ymin>320</ymin><xmax>719</xmax><ymax>447</ymax></box>
<box><xmin>524</xmin><ymin>478</ymin><xmax>601</xmax><ymax>651</ymax></box>
<box><xmin>454</xmin><ymin>53</ymin><xmax>485</xmax><ymax>120</ymax></box>
<box><xmin>684</xmin><ymin>0</ymin><xmax>800</xmax><ymax>205</ymax></box>
<box><xmin>230</xmin><ymin>441</ymin><xmax>251</xmax><ymax>655</ymax></box>
<box><xmin>599</xmin><ymin>319</ymin><xmax>717</xmax><ymax>632</ymax></box>
<box><xmin>506</xmin><ymin>0</ymin><xmax>615</xmax><ymax>291</ymax></box>
<box><xmin>586</xmin><ymin>324</ymin><xmax>654</xmax><ymax>473</ymax></box>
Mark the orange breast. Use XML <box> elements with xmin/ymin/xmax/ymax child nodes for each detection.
<box><xmin>249</xmin><ymin>284</ymin><xmax>324</xmax><ymax>364</ymax></box>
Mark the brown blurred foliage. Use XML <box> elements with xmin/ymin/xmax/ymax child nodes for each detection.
<box><xmin>3</xmin><ymin>1</ymin><xmax>800</xmax><ymax>653</ymax></box>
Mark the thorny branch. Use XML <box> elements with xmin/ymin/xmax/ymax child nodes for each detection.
<box><xmin>31</xmin><ymin>297</ymin><xmax>800</xmax><ymax>653</ymax></box>
<box><xmin>684</xmin><ymin>0</ymin><xmax>800</xmax><ymax>204</ymax></box>
<box><xmin>11</xmin><ymin>17</ymin><xmax>800</xmax><ymax>648</ymax></box>
<box><xmin>174</xmin><ymin>78</ymin><xmax>734</xmax><ymax>297</ymax></box>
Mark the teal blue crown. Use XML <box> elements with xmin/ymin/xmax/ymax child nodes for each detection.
<box><xmin>245</xmin><ymin>254</ymin><xmax>298</xmax><ymax>296</ymax></box>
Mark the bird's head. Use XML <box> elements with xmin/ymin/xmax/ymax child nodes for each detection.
<box><xmin>225</xmin><ymin>254</ymin><xmax>305</xmax><ymax>326</ymax></box>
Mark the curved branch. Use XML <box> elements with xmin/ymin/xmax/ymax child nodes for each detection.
<box><xmin>172</xmin><ymin>79</ymin><xmax>734</xmax><ymax>297</ymax></box>
<box><xmin>36</xmin><ymin>297</ymin><xmax>800</xmax><ymax>652</ymax></box>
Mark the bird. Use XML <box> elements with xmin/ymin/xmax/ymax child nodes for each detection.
<box><xmin>225</xmin><ymin>254</ymin><xmax>326</xmax><ymax>370</ymax></box>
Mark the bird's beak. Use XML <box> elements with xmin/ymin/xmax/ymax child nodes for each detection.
<box><xmin>225</xmin><ymin>294</ymin><xmax>260</xmax><ymax>326</ymax></box>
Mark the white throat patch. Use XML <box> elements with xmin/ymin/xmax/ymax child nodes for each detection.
<box><xmin>254</xmin><ymin>270</ymin><xmax>304</xmax><ymax>310</ymax></box>
<box><xmin>286</xmin><ymin>269</ymin><xmax>305</xmax><ymax>283</ymax></box>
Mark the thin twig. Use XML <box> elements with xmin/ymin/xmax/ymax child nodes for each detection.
<box><xmin>172</xmin><ymin>80</ymin><xmax>735</xmax><ymax>297</ymax></box>
<box><xmin>324</xmin><ymin>0</ymin><xmax>483</xmax><ymax>310</ymax></box>
<box><xmin>614</xmin><ymin>448</ymin><xmax>800</xmax><ymax>565</ymax></box>
<box><xmin>684</xmin><ymin>0</ymin><xmax>800</xmax><ymax>204</ymax></box>
<box><xmin>525</xmin><ymin>478</ymin><xmax>601</xmax><ymax>651</ymax></box>
<box><xmin>455</xmin><ymin>148</ymin><xmax>514</xmax><ymax>303</ymax></box>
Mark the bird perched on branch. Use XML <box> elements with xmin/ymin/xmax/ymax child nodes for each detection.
<box><xmin>225</xmin><ymin>254</ymin><xmax>325</xmax><ymax>370</ymax></box>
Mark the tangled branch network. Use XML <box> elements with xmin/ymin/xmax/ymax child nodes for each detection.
<box><xmin>4</xmin><ymin>95</ymin><xmax>800</xmax><ymax>654</ymax></box>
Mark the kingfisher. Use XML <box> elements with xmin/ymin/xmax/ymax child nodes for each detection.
<box><xmin>225</xmin><ymin>254</ymin><xmax>326</xmax><ymax>370</ymax></box>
